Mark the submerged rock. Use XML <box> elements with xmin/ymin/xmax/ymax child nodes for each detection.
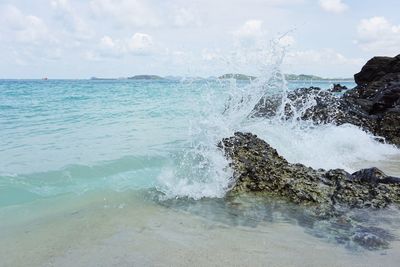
<box><xmin>253</xmin><ymin>54</ymin><xmax>400</xmax><ymax>146</ymax></box>
<box><xmin>219</xmin><ymin>132</ymin><xmax>400</xmax><ymax>218</ymax></box>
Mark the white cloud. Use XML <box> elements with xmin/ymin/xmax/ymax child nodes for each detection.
<box><xmin>201</xmin><ymin>49</ymin><xmax>220</xmax><ymax>61</ymax></box>
<box><xmin>100</xmin><ymin>35</ymin><xmax>116</xmax><ymax>49</ymax></box>
<box><xmin>89</xmin><ymin>0</ymin><xmax>160</xmax><ymax>27</ymax></box>
<box><xmin>50</xmin><ymin>0</ymin><xmax>94</xmax><ymax>40</ymax></box>
<box><xmin>0</xmin><ymin>5</ymin><xmax>50</xmax><ymax>44</ymax></box>
<box><xmin>287</xmin><ymin>49</ymin><xmax>361</xmax><ymax>65</ymax></box>
<box><xmin>51</xmin><ymin>0</ymin><xmax>69</xmax><ymax>9</ymax></box>
<box><xmin>232</xmin><ymin>19</ymin><xmax>267</xmax><ymax>48</ymax></box>
<box><xmin>98</xmin><ymin>33</ymin><xmax>154</xmax><ymax>57</ymax></box>
<box><xmin>173</xmin><ymin>7</ymin><xmax>201</xmax><ymax>27</ymax></box>
<box><xmin>319</xmin><ymin>0</ymin><xmax>348</xmax><ymax>14</ymax></box>
<box><xmin>234</xmin><ymin>20</ymin><xmax>264</xmax><ymax>39</ymax></box>
<box><xmin>284</xmin><ymin>48</ymin><xmax>363</xmax><ymax>76</ymax></box>
<box><xmin>355</xmin><ymin>16</ymin><xmax>400</xmax><ymax>55</ymax></box>
<box><xmin>128</xmin><ymin>33</ymin><xmax>154</xmax><ymax>52</ymax></box>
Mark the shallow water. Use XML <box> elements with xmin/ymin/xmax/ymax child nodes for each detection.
<box><xmin>1</xmin><ymin>79</ymin><xmax>400</xmax><ymax>266</ymax></box>
<box><xmin>2</xmin><ymin>190</ymin><xmax>400</xmax><ymax>267</ymax></box>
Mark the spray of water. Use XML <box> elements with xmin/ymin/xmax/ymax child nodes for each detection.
<box><xmin>157</xmin><ymin>37</ymin><xmax>400</xmax><ymax>200</ymax></box>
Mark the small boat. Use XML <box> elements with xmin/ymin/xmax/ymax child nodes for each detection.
<box><xmin>42</xmin><ymin>77</ymin><xmax>48</xmax><ymax>80</ymax></box>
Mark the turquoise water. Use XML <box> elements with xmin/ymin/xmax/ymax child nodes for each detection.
<box><xmin>0</xmin><ymin>79</ymin><xmax>358</xmax><ymax>207</ymax></box>
<box><xmin>2</xmin><ymin>78</ymin><xmax>400</xmax><ymax>266</ymax></box>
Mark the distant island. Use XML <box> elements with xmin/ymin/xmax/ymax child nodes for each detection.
<box><xmin>285</xmin><ymin>74</ymin><xmax>324</xmax><ymax>80</ymax></box>
<box><xmin>90</xmin><ymin>73</ymin><xmax>353</xmax><ymax>81</ymax></box>
<box><xmin>90</xmin><ymin>77</ymin><xmax>119</xmax><ymax>80</ymax></box>
<box><xmin>218</xmin><ymin>73</ymin><xmax>257</xmax><ymax>81</ymax></box>
<box><xmin>219</xmin><ymin>73</ymin><xmax>353</xmax><ymax>81</ymax></box>
<box><xmin>127</xmin><ymin>75</ymin><xmax>165</xmax><ymax>80</ymax></box>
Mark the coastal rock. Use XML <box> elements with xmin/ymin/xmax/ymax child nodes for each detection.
<box><xmin>219</xmin><ymin>132</ymin><xmax>400</xmax><ymax>218</ymax></box>
<box><xmin>253</xmin><ymin>54</ymin><xmax>400</xmax><ymax>146</ymax></box>
<box><xmin>344</xmin><ymin>55</ymin><xmax>400</xmax><ymax>145</ymax></box>
<box><xmin>253</xmin><ymin>87</ymin><xmax>375</xmax><ymax>132</ymax></box>
<box><xmin>329</xmin><ymin>83</ymin><xmax>348</xmax><ymax>93</ymax></box>
<box><xmin>354</xmin><ymin>55</ymin><xmax>400</xmax><ymax>86</ymax></box>
<box><xmin>253</xmin><ymin>87</ymin><xmax>339</xmax><ymax>123</ymax></box>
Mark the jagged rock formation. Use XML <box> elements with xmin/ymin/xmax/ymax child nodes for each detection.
<box><xmin>219</xmin><ymin>132</ymin><xmax>400</xmax><ymax>218</ymax></box>
<box><xmin>217</xmin><ymin>132</ymin><xmax>400</xmax><ymax>249</ymax></box>
<box><xmin>329</xmin><ymin>83</ymin><xmax>347</xmax><ymax>93</ymax></box>
<box><xmin>344</xmin><ymin>55</ymin><xmax>400</xmax><ymax>145</ymax></box>
<box><xmin>253</xmin><ymin>87</ymin><xmax>376</xmax><ymax>133</ymax></box>
<box><xmin>253</xmin><ymin>54</ymin><xmax>400</xmax><ymax>146</ymax></box>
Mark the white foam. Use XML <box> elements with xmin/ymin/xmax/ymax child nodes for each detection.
<box><xmin>157</xmin><ymin>40</ymin><xmax>400</xmax><ymax>199</ymax></box>
<box><xmin>244</xmin><ymin>120</ymin><xmax>400</xmax><ymax>172</ymax></box>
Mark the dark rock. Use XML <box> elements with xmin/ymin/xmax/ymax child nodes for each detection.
<box><xmin>351</xmin><ymin>226</ymin><xmax>395</xmax><ymax>250</ymax></box>
<box><xmin>378</xmin><ymin>111</ymin><xmax>400</xmax><ymax>145</ymax></box>
<box><xmin>158</xmin><ymin>192</ymin><xmax>397</xmax><ymax>250</ymax></box>
<box><xmin>343</xmin><ymin>54</ymin><xmax>400</xmax><ymax>145</ymax></box>
<box><xmin>219</xmin><ymin>132</ymin><xmax>400</xmax><ymax>218</ymax></box>
<box><xmin>253</xmin><ymin>87</ymin><xmax>376</xmax><ymax>132</ymax></box>
<box><xmin>330</xmin><ymin>83</ymin><xmax>348</xmax><ymax>93</ymax></box>
<box><xmin>253</xmin><ymin>87</ymin><xmax>341</xmax><ymax>123</ymax></box>
<box><xmin>354</xmin><ymin>55</ymin><xmax>400</xmax><ymax>86</ymax></box>
<box><xmin>253</xmin><ymin>54</ymin><xmax>400</xmax><ymax>146</ymax></box>
<box><xmin>351</xmin><ymin>167</ymin><xmax>400</xmax><ymax>185</ymax></box>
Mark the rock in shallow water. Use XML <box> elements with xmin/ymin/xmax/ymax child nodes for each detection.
<box><xmin>218</xmin><ymin>132</ymin><xmax>400</xmax><ymax>218</ymax></box>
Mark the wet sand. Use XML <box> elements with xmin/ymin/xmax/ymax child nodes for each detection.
<box><xmin>1</xmin><ymin>191</ymin><xmax>400</xmax><ymax>267</ymax></box>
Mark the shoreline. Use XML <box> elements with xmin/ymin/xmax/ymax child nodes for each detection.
<box><xmin>2</xmin><ymin>190</ymin><xmax>400</xmax><ymax>267</ymax></box>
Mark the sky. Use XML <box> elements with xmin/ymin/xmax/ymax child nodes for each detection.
<box><xmin>0</xmin><ymin>0</ymin><xmax>399</xmax><ymax>79</ymax></box>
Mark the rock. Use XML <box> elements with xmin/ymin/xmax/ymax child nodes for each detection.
<box><xmin>351</xmin><ymin>226</ymin><xmax>395</xmax><ymax>250</ymax></box>
<box><xmin>351</xmin><ymin>167</ymin><xmax>400</xmax><ymax>185</ymax></box>
<box><xmin>330</xmin><ymin>83</ymin><xmax>348</xmax><ymax>93</ymax></box>
<box><xmin>343</xmin><ymin>54</ymin><xmax>400</xmax><ymax>145</ymax></box>
<box><xmin>219</xmin><ymin>132</ymin><xmax>400</xmax><ymax>218</ymax></box>
<box><xmin>253</xmin><ymin>87</ymin><xmax>376</xmax><ymax>132</ymax></box>
<box><xmin>253</xmin><ymin>54</ymin><xmax>400</xmax><ymax>146</ymax></box>
<box><xmin>253</xmin><ymin>87</ymin><xmax>341</xmax><ymax>123</ymax></box>
<box><xmin>378</xmin><ymin>111</ymin><xmax>400</xmax><ymax>145</ymax></box>
<box><xmin>354</xmin><ymin>55</ymin><xmax>400</xmax><ymax>86</ymax></box>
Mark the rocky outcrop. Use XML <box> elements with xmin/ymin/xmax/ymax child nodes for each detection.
<box><xmin>217</xmin><ymin>132</ymin><xmax>400</xmax><ymax>249</ymax></box>
<box><xmin>354</xmin><ymin>55</ymin><xmax>400</xmax><ymax>85</ymax></box>
<box><xmin>344</xmin><ymin>55</ymin><xmax>400</xmax><ymax>145</ymax></box>
<box><xmin>219</xmin><ymin>132</ymin><xmax>400</xmax><ymax>219</ymax></box>
<box><xmin>329</xmin><ymin>83</ymin><xmax>347</xmax><ymax>93</ymax></box>
<box><xmin>253</xmin><ymin>87</ymin><xmax>376</xmax><ymax>132</ymax></box>
<box><xmin>253</xmin><ymin>54</ymin><xmax>400</xmax><ymax>146</ymax></box>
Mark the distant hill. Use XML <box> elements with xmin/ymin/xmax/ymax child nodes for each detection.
<box><xmin>219</xmin><ymin>73</ymin><xmax>353</xmax><ymax>81</ymax></box>
<box><xmin>127</xmin><ymin>75</ymin><xmax>165</xmax><ymax>80</ymax></box>
<box><xmin>91</xmin><ymin>73</ymin><xmax>353</xmax><ymax>81</ymax></box>
<box><xmin>218</xmin><ymin>73</ymin><xmax>256</xmax><ymax>81</ymax></box>
<box><xmin>90</xmin><ymin>77</ymin><xmax>118</xmax><ymax>80</ymax></box>
<box><xmin>285</xmin><ymin>74</ymin><xmax>324</xmax><ymax>80</ymax></box>
<box><xmin>285</xmin><ymin>74</ymin><xmax>354</xmax><ymax>81</ymax></box>
<box><xmin>164</xmin><ymin>76</ymin><xmax>182</xmax><ymax>81</ymax></box>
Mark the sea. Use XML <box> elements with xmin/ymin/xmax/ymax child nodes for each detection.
<box><xmin>1</xmin><ymin>78</ymin><xmax>400</xmax><ymax>266</ymax></box>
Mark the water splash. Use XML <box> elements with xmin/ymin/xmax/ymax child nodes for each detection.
<box><xmin>157</xmin><ymin>37</ymin><xmax>400</xmax><ymax>199</ymax></box>
<box><xmin>156</xmin><ymin>38</ymin><xmax>292</xmax><ymax>199</ymax></box>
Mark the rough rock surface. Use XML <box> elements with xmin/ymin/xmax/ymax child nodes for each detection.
<box><xmin>253</xmin><ymin>87</ymin><xmax>376</xmax><ymax>137</ymax></box>
<box><xmin>253</xmin><ymin>54</ymin><xmax>400</xmax><ymax>146</ymax></box>
<box><xmin>219</xmin><ymin>132</ymin><xmax>400</xmax><ymax>219</ymax></box>
<box><xmin>344</xmin><ymin>55</ymin><xmax>400</xmax><ymax>145</ymax></box>
<box><xmin>329</xmin><ymin>83</ymin><xmax>348</xmax><ymax>93</ymax></box>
